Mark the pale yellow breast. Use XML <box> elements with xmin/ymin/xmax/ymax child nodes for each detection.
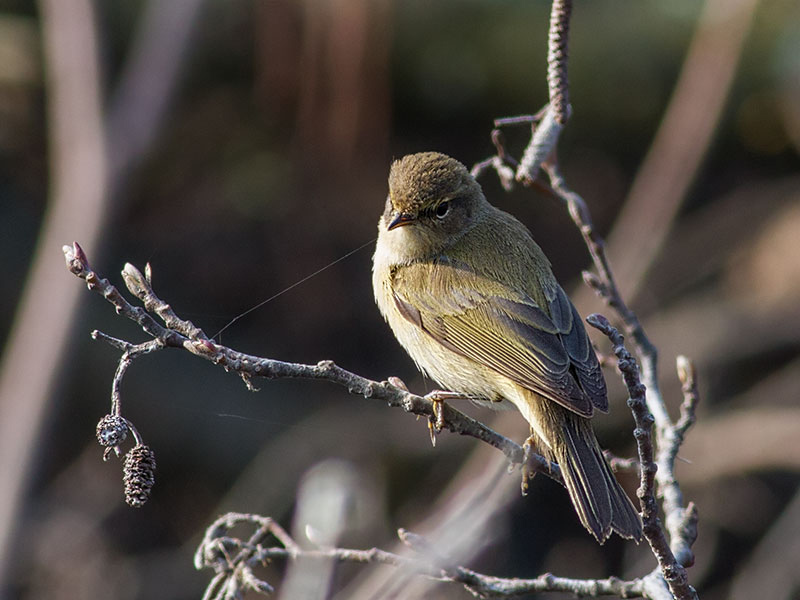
<box><xmin>372</xmin><ymin>230</ymin><xmax>509</xmax><ymax>406</ymax></box>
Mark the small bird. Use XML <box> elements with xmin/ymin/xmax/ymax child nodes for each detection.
<box><xmin>372</xmin><ymin>151</ymin><xmax>642</xmax><ymax>543</ymax></box>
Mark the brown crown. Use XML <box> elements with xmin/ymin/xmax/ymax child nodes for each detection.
<box><xmin>388</xmin><ymin>152</ymin><xmax>475</xmax><ymax>214</ymax></box>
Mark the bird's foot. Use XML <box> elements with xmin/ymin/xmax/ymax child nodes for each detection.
<box><xmin>423</xmin><ymin>390</ymin><xmax>464</xmax><ymax>447</ymax></box>
<box><xmin>521</xmin><ymin>435</ymin><xmax>539</xmax><ymax>496</ymax></box>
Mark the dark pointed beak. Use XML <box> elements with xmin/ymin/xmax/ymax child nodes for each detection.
<box><xmin>387</xmin><ymin>211</ymin><xmax>415</xmax><ymax>230</ymax></box>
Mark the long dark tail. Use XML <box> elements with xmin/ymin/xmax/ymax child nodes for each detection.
<box><xmin>555</xmin><ymin>414</ymin><xmax>643</xmax><ymax>543</ymax></box>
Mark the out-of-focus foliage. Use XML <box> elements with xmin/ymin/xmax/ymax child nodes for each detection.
<box><xmin>0</xmin><ymin>0</ymin><xmax>798</xmax><ymax>598</ymax></box>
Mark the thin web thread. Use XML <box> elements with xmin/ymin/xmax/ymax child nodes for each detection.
<box><xmin>212</xmin><ymin>238</ymin><xmax>376</xmax><ymax>340</ymax></box>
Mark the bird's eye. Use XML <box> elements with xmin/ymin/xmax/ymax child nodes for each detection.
<box><xmin>435</xmin><ymin>201</ymin><xmax>450</xmax><ymax>218</ymax></box>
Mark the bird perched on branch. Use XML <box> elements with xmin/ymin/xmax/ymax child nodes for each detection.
<box><xmin>372</xmin><ymin>151</ymin><xmax>642</xmax><ymax>543</ymax></box>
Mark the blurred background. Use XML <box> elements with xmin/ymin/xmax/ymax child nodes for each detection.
<box><xmin>0</xmin><ymin>0</ymin><xmax>799</xmax><ymax>598</ymax></box>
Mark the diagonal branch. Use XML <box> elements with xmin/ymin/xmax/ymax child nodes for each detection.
<box><xmin>62</xmin><ymin>242</ymin><xmax>561</xmax><ymax>484</ymax></box>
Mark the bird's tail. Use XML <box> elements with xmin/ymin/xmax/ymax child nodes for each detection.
<box><xmin>553</xmin><ymin>413</ymin><xmax>643</xmax><ymax>544</ymax></box>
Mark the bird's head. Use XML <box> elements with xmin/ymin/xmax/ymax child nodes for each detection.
<box><xmin>382</xmin><ymin>152</ymin><xmax>487</xmax><ymax>257</ymax></box>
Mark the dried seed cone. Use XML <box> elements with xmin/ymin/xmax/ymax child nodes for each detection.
<box><xmin>96</xmin><ymin>414</ymin><xmax>128</xmax><ymax>447</ymax></box>
<box><xmin>123</xmin><ymin>444</ymin><xmax>156</xmax><ymax>508</ymax></box>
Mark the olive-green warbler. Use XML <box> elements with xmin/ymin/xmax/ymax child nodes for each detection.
<box><xmin>372</xmin><ymin>151</ymin><xmax>642</xmax><ymax>543</ymax></box>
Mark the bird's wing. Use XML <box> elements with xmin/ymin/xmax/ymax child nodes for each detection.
<box><xmin>391</xmin><ymin>261</ymin><xmax>607</xmax><ymax>417</ymax></box>
<box><xmin>544</xmin><ymin>283</ymin><xmax>608</xmax><ymax>412</ymax></box>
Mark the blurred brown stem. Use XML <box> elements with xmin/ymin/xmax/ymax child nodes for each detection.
<box><xmin>0</xmin><ymin>0</ymin><xmax>203</xmax><ymax>585</ymax></box>
<box><xmin>0</xmin><ymin>0</ymin><xmax>108</xmax><ymax>583</ymax></box>
<box><xmin>597</xmin><ymin>0</ymin><xmax>760</xmax><ymax>305</ymax></box>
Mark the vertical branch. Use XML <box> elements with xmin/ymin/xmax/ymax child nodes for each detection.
<box><xmin>0</xmin><ymin>0</ymin><xmax>203</xmax><ymax>583</ymax></box>
<box><xmin>547</xmin><ymin>0</ymin><xmax>572</xmax><ymax>125</ymax></box>
<box><xmin>515</xmin><ymin>0</ymin><xmax>572</xmax><ymax>183</ymax></box>
<box><xmin>587</xmin><ymin>316</ymin><xmax>697</xmax><ymax>600</ymax></box>
<box><xmin>546</xmin><ymin>160</ymin><xmax>699</xmax><ymax>574</ymax></box>
<box><xmin>0</xmin><ymin>0</ymin><xmax>108</xmax><ymax>583</ymax></box>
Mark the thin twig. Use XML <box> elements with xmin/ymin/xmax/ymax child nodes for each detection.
<box><xmin>511</xmin><ymin>0</ymin><xmax>572</xmax><ymax>184</ymax></box>
<box><xmin>0</xmin><ymin>0</ymin><xmax>202</xmax><ymax>581</ymax></box>
<box><xmin>675</xmin><ymin>357</ymin><xmax>699</xmax><ymax>444</ymax></box>
<box><xmin>104</xmin><ymin>339</ymin><xmax>163</xmax><ymax>416</ymax></box>
<box><xmin>660</xmin><ymin>357</ymin><xmax>700</xmax><ymax>567</ymax></box>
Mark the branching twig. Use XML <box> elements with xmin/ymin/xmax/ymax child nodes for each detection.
<box><xmin>661</xmin><ymin>357</ymin><xmax>700</xmax><ymax>567</ymax></box>
<box><xmin>195</xmin><ymin>512</ymin><xmax>649</xmax><ymax>599</ymax></box>
<box><xmin>540</xmin><ymin>162</ymin><xmax>700</xmax><ymax>569</ymax></box>
<box><xmin>587</xmin><ymin>316</ymin><xmax>697</xmax><ymax>600</ymax></box>
<box><xmin>477</xmin><ymin>130</ymin><xmax>700</xmax><ymax>600</ymax></box>
<box><xmin>474</xmin><ymin>145</ymin><xmax>702</xmax><ymax>595</ymax></box>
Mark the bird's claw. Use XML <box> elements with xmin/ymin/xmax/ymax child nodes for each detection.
<box><xmin>427</xmin><ymin>397</ymin><xmax>444</xmax><ymax>447</ymax></box>
<box><xmin>424</xmin><ymin>390</ymin><xmax>454</xmax><ymax>447</ymax></box>
<box><xmin>427</xmin><ymin>419</ymin><xmax>437</xmax><ymax>447</ymax></box>
<box><xmin>521</xmin><ymin>435</ymin><xmax>538</xmax><ymax>496</ymax></box>
<box><xmin>386</xmin><ymin>377</ymin><xmax>442</xmax><ymax>444</ymax></box>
